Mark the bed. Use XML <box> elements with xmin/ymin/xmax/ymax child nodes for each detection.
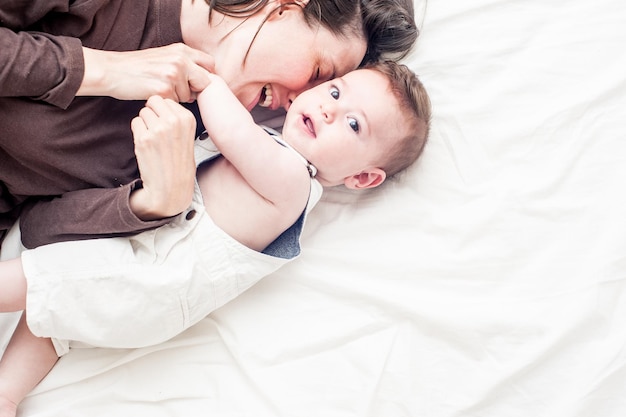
<box><xmin>2</xmin><ymin>0</ymin><xmax>626</xmax><ymax>415</ymax></box>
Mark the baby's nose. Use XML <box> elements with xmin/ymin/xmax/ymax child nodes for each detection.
<box><xmin>321</xmin><ymin>102</ymin><xmax>336</xmax><ymax>122</ymax></box>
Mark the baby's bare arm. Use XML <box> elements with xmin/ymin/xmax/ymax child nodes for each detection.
<box><xmin>196</xmin><ymin>74</ymin><xmax>310</xmax><ymax>211</ymax></box>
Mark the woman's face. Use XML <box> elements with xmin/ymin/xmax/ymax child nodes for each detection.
<box><xmin>210</xmin><ymin>4</ymin><xmax>367</xmax><ymax>111</ymax></box>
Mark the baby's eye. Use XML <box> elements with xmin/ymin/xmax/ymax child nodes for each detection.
<box><xmin>348</xmin><ymin>117</ymin><xmax>360</xmax><ymax>133</ymax></box>
<box><xmin>329</xmin><ymin>86</ymin><xmax>340</xmax><ymax>100</ymax></box>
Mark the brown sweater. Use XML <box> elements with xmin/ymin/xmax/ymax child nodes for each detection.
<box><xmin>0</xmin><ymin>0</ymin><xmax>186</xmax><ymax>248</ymax></box>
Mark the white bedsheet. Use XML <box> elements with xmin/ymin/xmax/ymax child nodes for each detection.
<box><xmin>3</xmin><ymin>0</ymin><xmax>626</xmax><ymax>415</ymax></box>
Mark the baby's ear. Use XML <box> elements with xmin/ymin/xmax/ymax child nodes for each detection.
<box><xmin>344</xmin><ymin>168</ymin><xmax>386</xmax><ymax>190</ymax></box>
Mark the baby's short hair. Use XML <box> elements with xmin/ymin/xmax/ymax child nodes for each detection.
<box><xmin>365</xmin><ymin>60</ymin><xmax>431</xmax><ymax>177</ymax></box>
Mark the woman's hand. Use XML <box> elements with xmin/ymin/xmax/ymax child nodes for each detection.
<box><xmin>79</xmin><ymin>43</ymin><xmax>214</xmax><ymax>103</ymax></box>
<box><xmin>129</xmin><ymin>96</ymin><xmax>198</xmax><ymax>220</ymax></box>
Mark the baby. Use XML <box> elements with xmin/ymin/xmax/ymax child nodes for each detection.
<box><xmin>0</xmin><ymin>60</ymin><xmax>431</xmax><ymax>415</ymax></box>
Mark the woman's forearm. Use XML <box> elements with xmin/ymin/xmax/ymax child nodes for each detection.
<box><xmin>79</xmin><ymin>44</ymin><xmax>214</xmax><ymax>102</ymax></box>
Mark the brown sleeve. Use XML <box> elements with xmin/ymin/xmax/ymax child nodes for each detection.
<box><xmin>0</xmin><ymin>0</ymin><xmax>85</xmax><ymax>108</ymax></box>
<box><xmin>18</xmin><ymin>181</ymin><xmax>173</xmax><ymax>249</ymax></box>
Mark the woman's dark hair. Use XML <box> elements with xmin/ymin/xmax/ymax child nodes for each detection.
<box><xmin>204</xmin><ymin>0</ymin><xmax>418</xmax><ymax>65</ymax></box>
<box><xmin>359</xmin><ymin>0</ymin><xmax>418</xmax><ymax>64</ymax></box>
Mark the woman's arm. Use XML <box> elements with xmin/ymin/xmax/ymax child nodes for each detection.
<box><xmin>18</xmin><ymin>185</ymin><xmax>173</xmax><ymax>249</ymax></box>
<box><xmin>18</xmin><ymin>96</ymin><xmax>198</xmax><ymax>249</ymax></box>
<box><xmin>129</xmin><ymin>95</ymin><xmax>198</xmax><ymax>218</ymax></box>
<box><xmin>0</xmin><ymin>23</ymin><xmax>83</xmax><ymax>108</ymax></box>
<box><xmin>1</xmin><ymin>2</ymin><xmax>213</xmax><ymax>107</ymax></box>
<box><xmin>80</xmin><ymin>44</ymin><xmax>214</xmax><ymax>103</ymax></box>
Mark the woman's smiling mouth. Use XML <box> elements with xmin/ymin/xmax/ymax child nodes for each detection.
<box><xmin>258</xmin><ymin>84</ymin><xmax>273</xmax><ymax>108</ymax></box>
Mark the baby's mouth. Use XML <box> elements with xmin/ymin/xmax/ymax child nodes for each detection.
<box><xmin>258</xmin><ymin>84</ymin><xmax>273</xmax><ymax>108</ymax></box>
<box><xmin>303</xmin><ymin>116</ymin><xmax>315</xmax><ymax>137</ymax></box>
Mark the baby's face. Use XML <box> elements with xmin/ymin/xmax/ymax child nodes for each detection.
<box><xmin>282</xmin><ymin>68</ymin><xmax>408</xmax><ymax>187</ymax></box>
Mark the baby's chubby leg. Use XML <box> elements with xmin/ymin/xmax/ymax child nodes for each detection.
<box><xmin>1</xmin><ymin>258</ymin><xmax>58</xmax><ymax>416</ymax></box>
<box><xmin>0</xmin><ymin>396</ymin><xmax>17</xmax><ymax>417</ymax></box>
<box><xmin>0</xmin><ymin>314</ymin><xmax>58</xmax><ymax>417</ymax></box>
<box><xmin>0</xmin><ymin>258</ymin><xmax>26</xmax><ymax>312</ymax></box>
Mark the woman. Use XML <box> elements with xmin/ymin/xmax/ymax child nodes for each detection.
<box><xmin>0</xmin><ymin>0</ymin><xmax>418</xmax><ymax>248</ymax></box>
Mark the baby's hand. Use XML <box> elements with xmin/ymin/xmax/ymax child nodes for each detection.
<box><xmin>129</xmin><ymin>96</ymin><xmax>197</xmax><ymax>220</ymax></box>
